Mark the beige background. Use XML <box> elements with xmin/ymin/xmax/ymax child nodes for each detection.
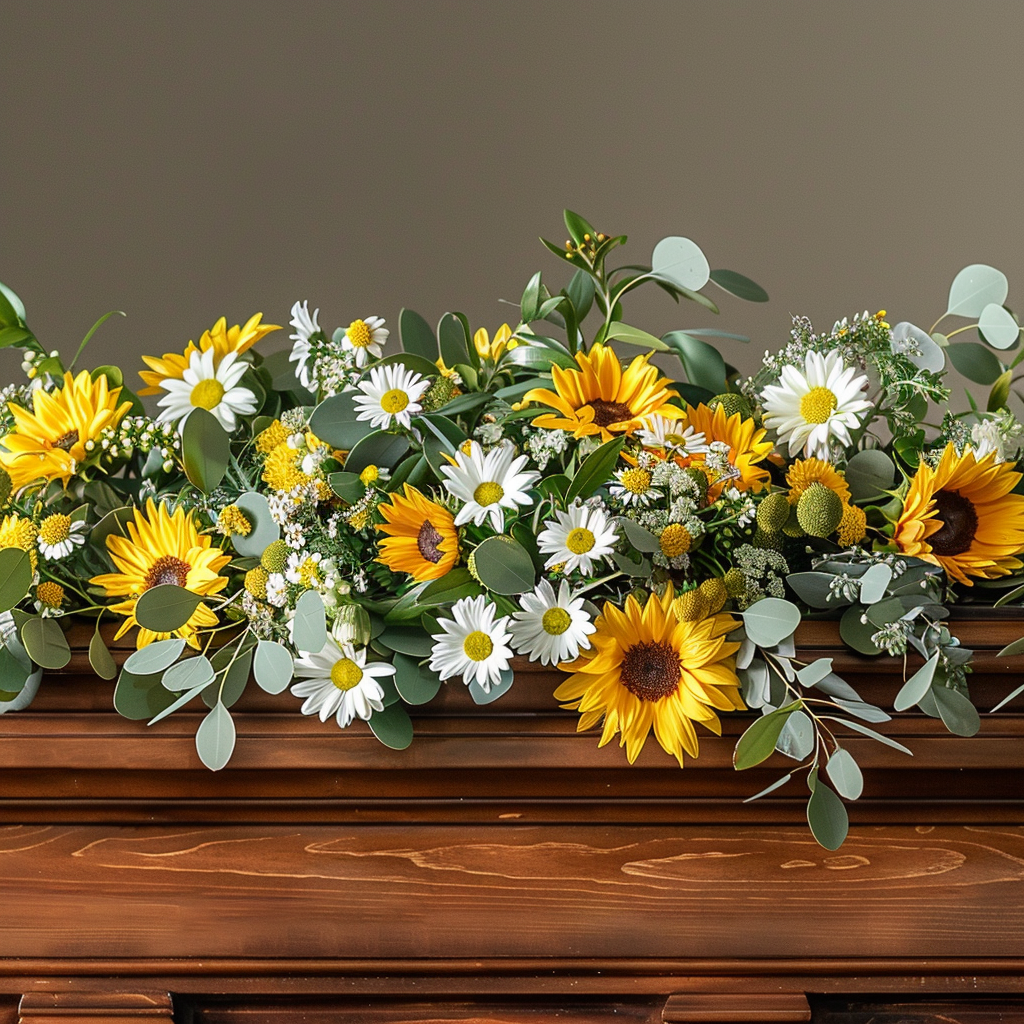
<box><xmin>2</xmin><ymin>0</ymin><xmax>1022</xmax><ymax>396</ymax></box>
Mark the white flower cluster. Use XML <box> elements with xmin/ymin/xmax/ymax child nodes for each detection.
<box><xmin>523</xmin><ymin>426</ymin><xmax>570</xmax><ymax>470</ymax></box>
<box><xmin>90</xmin><ymin>415</ymin><xmax>180</xmax><ymax>471</ymax></box>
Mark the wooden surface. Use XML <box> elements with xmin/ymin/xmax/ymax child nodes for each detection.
<box><xmin>0</xmin><ymin>619</ymin><xmax>1022</xmax><ymax>1017</ymax></box>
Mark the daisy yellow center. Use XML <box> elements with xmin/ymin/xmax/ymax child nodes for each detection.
<box><xmin>541</xmin><ymin>607</ymin><xmax>571</xmax><ymax>636</ymax></box>
<box><xmin>39</xmin><ymin>514</ymin><xmax>72</xmax><ymax>546</ymax></box>
<box><xmin>473</xmin><ymin>481</ymin><xmax>504</xmax><ymax>506</ymax></box>
<box><xmin>620</xmin><ymin>468</ymin><xmax>652</xmax><ymax>495</ymax></box>
<box><xmin>330</xmin><ymin>657</ymin><xmax>363</xmax><ymax>690</ymax></box>
<box><xmin>799</xmin><ymin>386</ymin><xmax>838</xmax><ymax>424</ymax></box>
<box><xmin>381</xmin><ymin>389</ymin><xmax>409</xmax><ymax>413</ymax></box>
<box><xmin>191</xmin><ymin>378</ymin><xmax>225</xmax><ymax>410</ymax></box>
<box><xmin>588</xmin><ymin>399</ymin><xmax>633</xmax><ymax>427</ymax></box>
<box><xmin>144</xmin><ymin>555</ymin><xmax>191</xmax><ymax>590</ymax></box>
<box><xmin>36</xmin><ymin>581</ymin><xmax>65</xmax><ymax>608</ymax></box>
<box><xmin>463</xmin><ymin>630</ymin><xmax>493</xmax><ymax>662</ymax></box>
<box><xmin>566</xmin><ymin>527</ymin><xmax>595</xmax><ymax>554</ymax></box>
<box><xmin>347</xmin><ymin>320</ymin><xmax>373</xmax><ymax>348</ymax></box>
<box><xmin>930</xmin><ymin>489</ymin><xmax>978</xmax><ymax>557</ymax></box>
<box><xmin>620</xmin><ymin>640</ymin><xmax>681</xmax><ymax>702</ymax></box>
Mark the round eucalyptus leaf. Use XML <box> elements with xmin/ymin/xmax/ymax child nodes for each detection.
<box><xmin>858</xmin><ymin>563</ymin><xmax>893</xmax><ymax>605</ymax></box>
<box><xmin>308</xmin><ymin>391</ymin><xmax>371</xmax><ymax>450</ymax></box>
<box><xmin>825</xmin><ymin>748</ymin><xmax>864</xmax><ymax>800</ymax></box>
<box><xmin>392</xmin><ymin>652</ymin><xmax>442</xmax><ymax>705</ymax></box>
<box><xmin>162</xmin><ymin>655</ymin><xmax>216</xmax><ymax>692</ymax></box>
<box><xmin>368</xmin><ymin>702</ymin><xmax>414</xmax><ymax>750</ymax></box>
<box><xmin>134</xmin><ymin>585</ymin><xmax>205</xmax><ymax>633</ymax></box>
<box><xmin>776</xmin><ymin>710</ymin><xmax>815</xmax><ymax>761</ymax></box>
<box><xmin>471</xmin><ymin>536</ymin><xmax>536</xmax><ymax>596</ymax></box>
<box><xmin>931</xmin><ymin>685</ymin><xmax>981</xmax><ymax>737</ymax></box>
<box><xmin>292</xmin><ymin>589</ymin><xmax>327</xmax><ymax>654</ymax></box>
<box><xmin>845</xmin><ymin>449</ymin><xmax>896</xmax><ymax>502</ymax></box>
<box><xmin>232</xmin><ymin>492</ymin><xmax>281</xmax><ymax>557</ymax></box>
<box><xmin>124</xmin><ymin>638</ymin><xmax>186</xmax><ymax>676</ymax></box>
<box><xmin>253</xmin><ymin>639</ymin><xmax>294</xmax><ymax>694</ymax></box>
<box><xmin>946</xmin><ymin>264</ymin><xmax>1008</xmax><ymax>318</ymax></box>
<box><xmin>0</xmin><ymin>665</ymin><xmax>41</xmax><ymax>714</ymax></box>
<box><xmin>20</xmin><ymin>615</ymin><xmax>71</xmax><ymax>670</ymax></box>
<box><xmin>195</xmin><ymin>701</ymin><xmax>236</xmax><ymax>771</ymax></box>
<box><xmin>0</xmin><ymin>547</ymin><xmax>33</xmax><ymax>614</ymax></box>
<box><xmin>344</xmin><ymin>430</ymin><xmax>411</xmax><ymax>476</ymax></box>
<box><xmin>652</xmin><ymin>236</ymin><xmax>711</xmax><ymax>291</ymax></box>
<box><xmin>890</xmin><ymin>322</ymin><xmax>945</xmax><ymax>372</ymax></box>
<box><xmin>806</xmin><ymin>774</ymin><xmax>849</xmax><ymax>850</ymax></box>
<box><xmin>181</xmin><ymin>407</ymin><xmax>230</xmax><ymax>494</ymax></box>
<box><xmin>977</xmin><ymin>303</ymin><xmax>1020</xmax><ymax>349</ymax></box>
<box><xmin>740</xmin><ymin>598</ymin><xmax>801</xmax><ymax>648</ymax></box>
<box><xmin>839</xmin><ymin>605</ymin><xmax>882</xmax><ymax>656</ymax></box>
<box><xmin>468</xmin><ymin>667</ymin><xmax>514</xmax><ymax>705</ymax></box>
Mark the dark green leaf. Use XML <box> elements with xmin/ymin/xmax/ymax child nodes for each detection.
<box><xmin>20</xmin><ymin>615</ymin><xmax>70</xmax><ymax>670</ymax></box>
<box><xmin>392</xmin><ymin>652</ymin><xmax>442</xmax><ymax>705</ymax></box>
<box><xmin>0</xmin><ymin>640</ymin><xmax>31</xmax><ymax>693</ymax></box>
<box><xmin>839</xmin><ymin>605</ymin><xmax>882</xmax><ymax>655</ymax></box>
<box><xmin>614</xmin><ymin>517</ymin><xmax>660</xmax><ymax>553</ymax></box>
<box><xmin>438</xmin><ymin>312</ymin><xmax>471</xmax><ymax>366</ymax></box>
<box><xmin>563</xmin><ymin>209</ymin><xmax>595</xmax><ymax>246</ymax></box>
<box><xmin>88</xmin><ymin>629</ymin><xmax>118</xmax><ymax>681</ymax></box>
<box><xmin>329</xmin><ymin>472</ymin><xmax>366</xmax><ymax>503</ymax></box>
<box><xmin>472</xmin><ymin>535</ymin><xmax>536</xmax><ymax>595</ymax></box>
<box><xmin>931</xmin><ymin>685</ymin><xmax>981</xmax><ymax>737</ymax></box>
<box><xmin>114</xmin><ymin>667</ymin><xmax>177</xmax><ymax>720</ymax></box>
<box><xmin>377</xmin><ymin>625</ymin><xmax>433</xmax><ymax>657</ymax></box>
<box><xmin>662</xmin><ymin>331</ymin><xmax>728</xmax><ymax>393</ymax></box>
<box><xmin>565</xmin><ymin>269</ymin><xmax>596</xmax><ymax>320</ymax></box>
<box><xmin>806</xmin><ymin>772</ymin><xmax>849</xmax><ymax>850</ymax></box>
<box><xmin>134</xmin><ymin>585</ymin><xmax>205</xmax><ymax>633</ymax></box>
<box><xmin>0</xmin><ymin>548</ymin><xmax>33</xmax><ymax>613</ymax></box>
<box><xmin>709</xmin><ymin>269</ymin><xmax>769</xmax><ymax>302</ymax></box>
<box><xmin>344</xmin><ymin>431</ymin><xmax>410</xmax><ymax>475</ymax></box>
<box><xmin>947</xmin><ymin>342</ymin><xmax>1003</xmax><ymax>385</ymax></box>
<box><xmin>565</xmin><ymin>436</ymin><xmax>626</xmax><ymax>504</ymax></box>
<box><xmin>369</xmin><ymin>702</ymin><xmax>414</xmax><ymax>749</ymax></box>
<box><xmin>733</xmin><ymin>702</ymin><xmax>800</xmax><ymax>769</ymax></box>
<box><xmin>309</xmin><ymin>390</ymin><xmax>371</xmax><ymax>450</ymax></box>
<box><xmin>181</xmin><ymin>407</ymin><xmax>230</xmax><ymax>493</ymax></box>
<box><xmin>372</xmin><ymin>351</ymin><xmax>440</xmax><ymax>379</ymax></box>
<box><xmin>399</xmin><ymin>308</ymin><xmax>439</xmax><ymax>361</ymax></box>
<box><xmin>845</xmin><ymin>449</ymin><xmax>896</xmax><ymax>502</ymax></box>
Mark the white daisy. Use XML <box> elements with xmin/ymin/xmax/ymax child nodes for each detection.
<box><xmin>760</xmin><ymin>350</ymin><xmax>872</xmax><ymax>459</ymax></box>
<box><xmin>439</xmin><ymin>440</ymin><xmax>540</xmax><ymax>532</ymax></box>
<box><xmin>509</xmin><ymin>579</ymin><xmax>595</xmax><ymax>666</ymax></box>
<box><xmin>428</xmin><ymin>594</ymin><xmax>514</xmax><ymax>693</ymax></box>
<box><xmin>156</xmin><ymin>348</ymin><xmax>258</xmax><ymax>433</ymax></box>
<box><xmin>353</xmin><ymin>363</ymin><xmax>429</xmax><ymax>430</ymax></box>
<box><xmin>609</xmin><ymin>464</ymin><xmax>663</xmax><ymax>507</ymax></box>
<box><xmin>291</xmin><ymin>636</ymin><xmax>394</xmax><ymax>729</ymax></box>
<box><xmin>288</xmin><ymin>300</ymin><xmax>320</xmax><ymax>390</ymax></box>
<box><xmin>537</xmin><ymin>503</ymin><xmax>618</xmax><ymax>575</ymax></box>
<box><xmin>636</xmin><ymin>413</ymin><xmax>709</xmax><ymax>455</ymax></box>
<box><xmin>340</xmin><ymin>316</ymin><xmax>389</xmax><ymax>366</ymax></box>
<box><xmin>36</xmin><ymin>513</ymin><xmax>87</xmax><ymax>560</ymax></box>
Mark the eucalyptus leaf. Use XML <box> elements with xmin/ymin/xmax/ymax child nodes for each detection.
<box><xmin>931</xmin><ymin>685</ymin><xmax>981</xmax><ymax>737</ymax></box>
<box><xmin>308</xmin><ymin>390</ymin><xmax>371</xmax><ymax>450</ymax></box>
<box><xmin>947</xmin><ymin>342</ymin><xmax>1003</xmax><ymax>386</ymax></box>
<box><xmin>471</xmin><ymin>535</ymin><xmax>536</xmax><ymax>595</ymax></box>
<box><xmin>231</xmin><ymin>491</ymin><xmax>281</xmax><ymax>557</ymax></box>
<box><xmin>947</xmin><ymin>264</ymin><xmax>1008</xmax><ymax>318</ymax></box>
<box><xmin>740</xmin><ymin>598</ymin><xmax>801</xmax><ymax>648</ymax></box>
<box><xmin>162</xmin><ymin>654</ymin><xmax>216</xmax><ymax>692</ymax></box>
<box><xmin>845</xmin><ymin>449</ymin><xmax>895</xmax><ymax>502</ymax></box>
<box><xmin>858</xmin><ymin>563</ymin><xmax>893</xmax><ymax>605</ymax></box>
<box><xmin>893</xmin><ymin>651</ymin><xmax>939</xmax><ymax>712</ymax></box>
<box><xmin>148</xmin><ymin>676</ymin><xmax>216</xmax><ymax>726</ymax></box>
<box><xmin>124</xmin><ymin>638</ymin><xmax>186</xmax><ymax>676</ymax></box>
<box><xmin>468</xmin><ymin>667</ymin><xmax>514</xmax><ymax>705</ymax></box>
<box><xmin>806</xmin><ymin>773</ymin><xmax>849</xmax><ymax>850</ymax></box>
<box><xmin>839</xmin><ymin>605</ymin><xmax>882</xmax><ymax>655</ymax></box>
<box><xmin>20</xmin><ymin>616</ymin><xmax>70</xmax><ymax>670</ymax></box>
<box><xmin>977</xmin><ymin>303</ymin><xmax>1020</xmax><ymax>349</ymax></box>
<box><xmin>733</xmin><ymin>701</ymin><xmax>800</xmax><ymax>769</ymax></box>
<box><xmin>776</xmin><ymin>710</ymin><xmax>814</xmax><ymax>760</ymax></box>
<box><xmin>827</xmin><ymin>716</ymin><xmax>914</xmax><ymax>755</ymax></box>
<box><xmin>614</xmin><ymin>517</ymin><xmax>660</xmax><ymax>553</ymax></box>
<box><xmin>113</xmin><ymin>667</ymin><xmax>177</xmax><ymax>720</ymax></box>
<box><xmin>826</xmin><ymin>747</ymin><xmax>864</xmax><ymax>800</ymax></box>
<box><xmin>991</xmin><ymin>680</ymin><xmax>1024</xmax><ymax>713</ymax></box>
<box><xmin>0</xmin><ymin>638</ymin><xmax>31</xmax><ymax>693</ymax></box>
<box><xmin>796</xmin><ymin>658</ymin><xmax>833</xmax><ymax>687</ymax></box>
<box><xmin>0</xmin><ymin>548</ymin><xmax>33</xmax><ymax>613</ymax></box>
<box><xmin>399</xmin><ymin>308</ymin><xmax>439</xmax><ymax>361</ymax></box>
<box><xmin>787</xmin><ymin>571</ymin><xmax>846</xmax><ymax>609</ymax></box>
<box><xmin>195</xmin><ymin>701</ymin><xmax>236</xmax><ymax>771</ymax></box>
<box><xmin>392</xmin><ymin>652</ymin><xmax>442</xmax><ymax>705</ymax></box>
<box><xmin>134</xmin><ymin>585</ymin><xmax>204</xmax><ymax>633</ymax></box>
<box><xmin>253</xmin><ymin>640</ymin><xmax>294</xmax><ymax>694</ymax></box>
<box><xmin>890</xmin><ymin>322</ymin><xmax>945</xmax><ymax>373</ymax></box>
<box><xmin>292</xmin><ymin>590</ymin><xmax>327</xmax><ymax>654</ymax></box>
<box><xmin>368</xmin><ymin>702</ymin><xmax>414</xmax><ymax>749</ymax></box>
<box><xmin>709</xmin><ymin>268</ymin><xmax>768</xmax><ymax>303</ymax></box>
<box><xmin>181</xmin><ymin>407</ymin><xmax>230</xmax><ymax>493</ymax></box>
<box><xmin>344</xmin><ymin>431</ymin><xmax>410</xmax><ymax>475</ymax></box>
<box><xmin>742</xmin><ymin>773</ymin><xmax>793</xmax><ymax>803</ymax></box>
<box><xmin>377</xmin><ymin>626</ymin><xmax>434</xmax><ymax>657</ymax></box>
<box><xmin>604</xmin><ymin>322</ymin><xmax>669</xmax><ymax>351</ymax></box>
<box><xmin>88</xmin><ymin>629</ymin><xmax>118</xmax><ymax>681</ymax></box>
<box><xmin>651</xmin><ymin>236</ymin><xmax>710</xmax><ymax>292</ymax></box>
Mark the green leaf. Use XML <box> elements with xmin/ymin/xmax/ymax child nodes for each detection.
<box><xmin>195</xmin><ymin>701</ymin><xmax>236</xmax><ymax>771</ymax></box>
<box><xmin>733</xmin><ymin>702</ymin><xmax>800</xmax><ymax>769</ymax></box>
<box><xmin>0</xmin><ymin>325</ymin><xmax>36</xmax><ymax>349</ymax></box>
<box><xmin>147</xmin><ymin>675</ymin><xmax>216</xmax><ymax>725</ymax></box>
<box><xmin>292</xmin><ymin>589</ymin><xmax>327</xmax><ymax>653</ymax></box>
<box><xmin>565</xmin><ymin>436</ymin><xmax>626</xmax><ymax>504</ymax></box>
<box><xmin>438</xmin><ymin>312</ymin><xmax>471</xmax><ymax>366</ymax></box>
<box><xmin>88</xmin><ymin>629</ymin><xmax>118</xmax><ymax>680</ymax></box>
<box><xmin>827</xmin><ymin>716</ymin><xmax>914</xmax><ymax>755</ymax></box>
<box><xmin>371</xmin><ymin>351</ymin><xmax>440</xmax><ymax>379</ymax></box>
<box><xmin>0</xmin><ymin>548</ymin><xmax>33</xmax><ymax>613</ymax></box>
<box><xmin>839</xmin><ymin>605</ymin><xmax>882</xmax><ymax>655</ymax></box>
<box><xmin>0</xmin><ymin>639</ymin><xmax>31</xmax><ymax>693</ymax></box>
<box><xmin>399</xmin><ymin>308</ymin><xmax>439</xmax><ymax>361</ymax></box>
<box><xmin>991</xmin><ymin>680</ymin><xmax>1024</xmax><ymax>713</ymax></box>
<box><xmin>162</xmin><ymin>655</ymin><xmax>215</xmax><ymax>692</ymax></box>
<box><xmin>392</xmin><ymin>652</ymin><xmax>441</xmax><ymax>705</ymax></box>
<box><xmin>0</xmin><ymin>280</ymin><xmax>27</xmax><ymax>327</ymax></box>
<box><xmin>947</xmin><ymin>264</ymin><xmax>1008</xmax><ymax>318</ymax></box>
<box><xmin>69</xmin><ymin>310</ymin><xmax>126</xmax><ymax>370</ymax></box>
<box><xmin>858</xmin><ymin>563</ymin><xmax>893</xmax><ymax>605</ymax></box>
<box><xmin>604</xmin><ymin>322</ymin><xmax>669</xmax><ymax>351</ymax></box>
<box><xmin>205</xmin><ymin>645</ymin><xmax>253</xmax><ymax>709</ymax></box>
<box><xmin>114</xmin><ymin>667</ymin><xmax>177</xmax><ymax>720</ymax></box>
<box><xmin>931</xmin><ymin>685</ymin><xmax>981</xmax><ymax>737</ymax></box>
<box><xmin>231</xmin><ymin>491</ymin><xmax>281</xmax><ymax>557</ymax></box>
<box><xmin>742</xmin><ymin>773</ymin><xmax>793</xmax><ymax>803</ymax></box>
<box><xmin>978</xmin><ymin>303</ymin><xmax>1020</xmax><ymax>349</ymax></box>
<box><xmin>806</xmin><ymin>772</ymin><xmax>849</xmax><ymax>850</ymax></box>
<box><xmin>776</xmin><ymin>710</ymin><xmax>814</xmax><ymax>760</ymax></box>
<box><xmin>614</xmin><ymin>517</ymin><xmax>660</xmax><ymax>553</ymax></box>
<box><xmin>134</xmin><ymin>585</ymin><xmax>205</xmax><ymax>633</ymax></box>
<box><xmin>709</xmin><ymin>268</ymin><xmax>769</xmax><ymax>302</ymax></box>
<box><xmin>504</xmin><ymin>344</ymin><xmax>577</xmax><ymax>371</ymax></box>
<box><xmin>181</xmin><ymin>407</ymin><xmax>230</xmax><ymax>493</ymax></box>
<box><xmin>368</xmin><ymin>702</ymin><xmax>414</xmax><ymax>749</ymax></box>
<box><xmin>472</xmin><ymin>535</ymin><xmax>536</xmax><ymax>595</ymax></box>
<box><xmin>419</xmin><ymin>568</ymin><xmax>482</xmax><ymax>607</ymax></box>
<box><xmin>565</xmin><ymin>269</ymin><xmax>596</xmax><ymax>321</ymax></box>
<box><xmin>20</xmin><ymin>615</ymin><xmax>70</xmax><ymax>670</ymax></box>
<box><xmin>90</xmin><ymin>506</ymin><xmax>135</xmax><ymax>555</ymax></box>
<box><xmin>893</xmin><ymin>651</ymin><xmax>940</xmax><ymax>712</ymax></box>
<box><xmin>377</xmin><ymin>625</ymin><xmax>433</xmax><ymax>657</ymax></box>
<box><xmin>260</xmin><ymin>349</ymin><xmax>306</xmax><ymax>394</ymax></box>
<box><xmin>740</xmin><ymin>598</ymin><xmax>801</xmax><ymax>648</ymax></box>
<box><xmin>947</xmin><ymin>342</ymin><xmax>1003</xmax><ymax>386</ymax></box>
<box><xmin>651</xmin><ymin>236</ymin><xmax>710</xmax><ymax>291</ymax></box>
<box><xmin>997</xmin><ymin>634</ymin><xmax>1024</xmax><ymax>657</ymax></box>
<box><xmin>124</xmin><ymin>638</ymin><xmax>186</xmax><ymax>676</ymax></box>
<box><xmin>563</xmin><ymin>209</ymin><xmax>595</xmax><ymax>246</ymax></box>
<box><xmin>988</xmin><ymin>369</ymin><xmax>1013</xmax><ymax>412</ymax></box>
<box><xmin>796</xmin><ymin>658</ymin><xmax>833</xmax><ymax>686</ymax></box>
<box><xmin>253</xmin><ymin>639</ymin><xmax>294</xmax><ymax>694</ymax></box>
<box><xmin>344</xmin><ymin>430</ymin><xmax>410</xmax><ymax>475</ymax></box>
<box><xmin>309</xmin><ymin>390</ymin><xmax>371</xmax><ymax>449</ymax></box>
<box><xmin>787</xmin><ymin>571</ymin><xmax>846</xmax><ymax>609</ymax></box>
<box><xmin>469</xmin><ymin>667</ymin><xmax>514</xmax><ymax>705</ymax></box>
<box><xmin>329</xmin><ymin>472</ymin><xmax>366</xmax><ymax>503</ymax></box>
<box><xmin>844</xmin><ymin>449</ymin><xmax>895</xmax><ymax>502</ymax></box>
<box><xmin>662</xmin><ymin>331</ymin><xmax>728</xmax><ymax>393</ymax></box>
<box><xmin>826</xmin><ymin>748</ymin><xmax>864</xmax><ymax>800</ymax></box>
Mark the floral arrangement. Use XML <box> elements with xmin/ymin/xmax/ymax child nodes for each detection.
<box><xmin>1</xmin><ymin>210</ymin><xmax>1022</xmax><ymax>850</ymax></box>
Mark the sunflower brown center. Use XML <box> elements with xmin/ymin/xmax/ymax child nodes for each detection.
<box><xmin>620</xmin><ymin>640</ymin><xmax>681</xmax><ymax>702</ymax></box>
<box><xmin>144</xmin><ymin>555</ymin><xmax>191</xmax><ymax>589</ymax></box>
<box><xmin>929</xmin><ymin>489</ymin><xmax>978</xmax><ymax>557</ymax></box>
<box><xmin>53</xmin><ymin>429</ymin><xmax>79</xmax><ymax>451</ymax></box>
<box><xmin>588</xmin><ymin>399</ymin><xmax>633</xmax><ymax>427</ymax></box>
<box><xmin>416</xmin><ymin>519</ymin><xmax>444</xmax><ymax>563</ymax></box>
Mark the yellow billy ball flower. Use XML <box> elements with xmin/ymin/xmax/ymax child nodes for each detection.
<box><xmin>261</xmin><ymin>539</ymin><xmax>290</xmax><ymax>574</ymax></box>
<box><xmin>35</xmin><ymin>580</ymin><xmax>65</xmax><ymax>610</ymax></box>
<box><xmin>836</xmin><ymin>503</ymin><xmax>868</xmax><ymax>546</ymax></box>
<box><xmin>659</xmin><ymin>523</ymin><xmax>692</xmax><ymax>558</ymax></box>
<box><xmin>245</xmin><ymin>566</ymin><xmax>270</xmax><ymax>600</ymax></box>
<box><xmin>796</xmin><ymin>483</ymin><xmax>844</xmax><ymax>537</ymax></box>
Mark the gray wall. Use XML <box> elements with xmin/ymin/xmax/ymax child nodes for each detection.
<box><xmin>3</xmin><ymin>1</ymin><xmax>1022</xmax><ymax>394</ymax></box>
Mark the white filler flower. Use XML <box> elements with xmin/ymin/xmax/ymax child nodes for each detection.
<box><xmin>537</xmin><ymin>503</ymin><xmax>618</xmax><ymax>575</ymax></box>
<box><xmin>440</xmin><ymin>439</ymin><xmax>540</xmax><ymax>532</ymax></box>
<box><xmin>353</xmin><ymin>363</ymin><xmax>430</xmax><ymax>430</ymax></box>
<box><xmin>339</xmin><ymin>316</ymin><xmax>389</xmax><ymax>366</ymax></box>
<box><xmin>156</xmin><ymin>348</ymin><xmax>257</xmax><ymax>433</ymax></box>
<box><xmin>760</xmin><ymin>350</ymin><xmax>872</xmax><ymax>459</ymax></box>
<box><xmin>291</xmin><ymin>635</ymin><xmax>395</xmax><ymax>729</ymax></box>
<box><xmin>510</xmin><ymin>579</ymin><xmax>595</xmax><ymax>666</ymax></box>
<box><xmin>429</xmin><ymin>594</ymin><xmax>514</xmax><ymax>693</ymax></box>
<box><xmin>288</xmin><ymin>300</ymin><xmax>320</xmax><ymax>390</ymax></box>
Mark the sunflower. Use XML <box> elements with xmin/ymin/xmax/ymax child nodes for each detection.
<box><xmin>523</xmin><ymin>342</ymin><xmax>678</xmax><ymax>442</ymax></box>
<box><xmin>0</xmin><ymin>371</ymin><xmax>133</xmax><ymax>491</ymax></box>
<box><xmin>138</xmin><ymin>313</ymin><xmax>280</xmax><ymax>395</ymax></box>
<box><xmin>677</xmin><ymin>403</ymin><xmax>773</xmax><ymax>498</ymax></box>
<box><xmin>376</xmin><ymin>485</ymin><xmax>459</xmax><ymax>582</ymax></box>
<box><xmin>90</xmin><ymin>499</ymin><xmax>231</xmax><ymax>648</ymax></box>
<box><xmin>554</xmin><ymin>585</ymin><xmax>744</xmax><ymax>767</ymax></box>
<box><xmin>785</xmin><ymin>457</ymin><xmax>851</xmax><ymax>504</ymax></box>
<box><xmin>893</xmin><ymin>443</ymin><xmax>1024</xmax><ymax>586</ymax></box>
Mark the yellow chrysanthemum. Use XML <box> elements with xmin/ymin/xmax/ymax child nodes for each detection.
<box><xmin>785</xmin><ymin>457</ymin><xmax>851</xmax><ymax>505</ymax></box>
<box><xmin>90</xmin><ymin>499</ymin><xmax>231</xmax><ymax>648</ymax></box>
<box><xmin>0</xmin><ymin>513</ymin><xmax>38</xmax><ymax>571</ymax></box>
<box><xmin>554</xmin><ymin>585</ymin><xmax>744</xmax><ymax>767</ymax></box>
<box><xmin>893</xmin><ymin>443</ymin><xmax>1024</xmax><ymax>586</ymax></box>
<box><xmin>138</xmin><ymin>313</ymin><xmax>280</xmax><ymax>395</ymax></box>
<box><xmin>0</xmin><ymin>371</ymin><xmax>132</xmax><ymax>491</ymax></box>
<box><xmin>676</xmin><ymin>403</ymin><xmax>773</xmax><ymax>498</ymax></box>
<box><xmin>262</xmin><ymin>443</ymin><xmax>312</xmax><ymax>493</ymax></box>
<box><xmin>376</xmin><ymin>484</ymin><xmax>459</xmax><ymax>582</ymax></box>
<box><xmin>255</xmin><ymin>419</ymin><xmax>289</xmax><ymax>454</ymax></box>
<box><xmin>523</xmin><ymin>342</ymin><xmax>678</xmax><ymax>442</ymax></box>
<box><xmin>836</xmin><ymin>503</ymin><xmax>868</xmax><ymax>546</ymax></box>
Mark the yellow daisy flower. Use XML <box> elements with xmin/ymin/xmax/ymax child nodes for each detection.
<box><xmin>523</xmin><ymin>342</ymin><xmax>678</xmax><ymax>443</ymax></box>
<box><xmin>555</xmin><ymin>585</ymin><xmax>744</xmax><ymax>767</ymax></box>
<box><xmin>785</xmin><ymin>457</ymin><xmax>851</xmax><ymax>504</ymax></box>
<box><xmin>0</xmin><ymin>371</ymin><xmax>132</xmax><ymax>491</ymax></box>
<box><xmin>90</xmin><ymin>499</ymin><xmax>231</xmax><ymax>648</ymax></box>
<box><xmin>376</xmin><ymin>485</ymin><xmax>459</xmax><ymax>582</ymax></box>
<box><xmin>894</xmin><ymin>443</ymin><xmax>1024</xmax><ymax>586</ymax></box>
<box><xmin>677</xmin><ymin>403</ymin><xmax>773</xmax><ymax>498</ymax></box>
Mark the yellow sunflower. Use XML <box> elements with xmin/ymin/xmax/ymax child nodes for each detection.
<box><xmin>0</xmin><ymin>371</ymin><xmax>132</xmax><ymax>491</ymax></box>
<box><xmin>555</xmin><ymin>585</ymin><xmax>744</xmax><ymax>767</ymax></box>
<box><xmin>786</xmin><ymin>457</ymin><xmax>851</xmax><ymax>504</ymax></box>
<box><xmin>138</xmin><ymin>313</ymin><xmax>280</xmax><ymax>395</ymax></box>
<box><xmin>376</xmin><ymin>484</ymin><xmax>459</xmax><ymax>582</ymax></box>
<box><xmin>523</xmin><ymin>342</ymin><xmax>678</xmax><ymax>442</ymax></box>
<box><xmin>893</xmin><ymin>443</ymin><xmax>1024</xmax><ymax>586</ymax></box>
<box><xmin>90</xmin><ymin>499</ymin><xmax>231</xmax><ymax>648</ymax></box>
<box><xmin>678</xmin><ymin>403</ymin><xmax>773</xmax><ymax>498</ymax></box>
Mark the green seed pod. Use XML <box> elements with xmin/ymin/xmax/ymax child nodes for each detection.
<box><xmin>756</xmin><ymin>491</ymin><xmax>791</xmax><ymax>534</ymax></box>
<box><xmin>708</xmin><ymin>393</ymin><xmax>753</xmax><ymax>419</ymax></box>
<box><xmin>796</xmin><ymin>482</ymin><xmax>844</xmax><ymax>538</ymax></box>
<box><xmin>260</xmin><ymin>538</ymin><xmax>290</xmax><ymax>574</ymax></box>
<box><xmin>723</xmin><ymin>567</ymin><xmax>747</xmax><ymax>598</ymax></box>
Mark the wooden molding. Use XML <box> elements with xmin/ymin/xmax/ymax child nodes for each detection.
<box><xmin>18</xmin><ymin>994</ymin><xmax>172</xmax><ymax>1024</ymax></box>
<box><xmin>663</xmin><ymin>994</ymin><xmax>811</xmax><ymax>1023</ymax></box>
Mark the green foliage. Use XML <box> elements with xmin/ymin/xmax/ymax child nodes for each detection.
<box><xmin>181</xmin><ymin>407</ymin><xmax>230</xmax><ymax>493</ymax></box>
